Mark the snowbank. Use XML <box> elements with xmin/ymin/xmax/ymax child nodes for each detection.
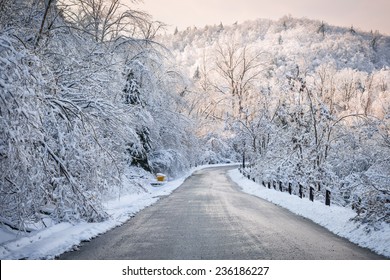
<box><xmin>228</xmin><ymin>169</ymin><xmax>390</xmax><ymax>258</ymax></box>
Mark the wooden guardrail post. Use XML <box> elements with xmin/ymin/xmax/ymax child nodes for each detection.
<box><xmin>299</xmin><ymin>184</ymin><xmax>303</xmax><ymax>198</ymax></box>
<box><xmin>326</xmin><ymin>190</ymin><xmax>331</xmax><ymax>206</ymax></box>
<box><xmin>309</xmin><ymin>187</ymin><xmax>314</xmax><ymax>202</ymax></box>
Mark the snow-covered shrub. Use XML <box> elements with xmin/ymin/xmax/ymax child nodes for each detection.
<box><xmin>200</xmin><ymin>134</ymin><xmax>238</xmax><ymax>164</ymax></box>
<box><xmin>345</xmin><ymin>160</ymin><xmax>390</xmax><ymax>228</ymax></box>
<box><xmin>149</xmin><ymin>149</ymin><xmax>189</xmax><ymax>178</ymax></box>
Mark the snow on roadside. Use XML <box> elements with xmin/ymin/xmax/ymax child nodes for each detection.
<box><xmin>228</xmin><ymin>168</ymin><xmax>390</xmax><ymax>258</ymax></box>
<box><xmin>0</xmin><ymin>164</ymin><xmax>230</xmax><ymax>260</ymax></box>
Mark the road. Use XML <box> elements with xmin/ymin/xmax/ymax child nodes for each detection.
<box><xmin>59</xmin><ymin>166</ymin><xmax>385</xmax><ymax>260</ymax></box>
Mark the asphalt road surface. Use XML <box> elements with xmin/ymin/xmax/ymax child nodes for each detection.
<box><xmin>59</xmin><ymin>166</ymin><xmax>386</xmax><ymax>260</ymax></box>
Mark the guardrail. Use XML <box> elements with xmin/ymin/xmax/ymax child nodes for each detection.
<box><xmin>239</xmin><ymin>166</ymin><xmax>331</xmax><ymax>206</ymax></box>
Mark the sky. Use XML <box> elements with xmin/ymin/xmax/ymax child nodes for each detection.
<box><xmin>134</xmin><ymin>0</ymin><xmax>390</xmax><ymax>35</ymax></box>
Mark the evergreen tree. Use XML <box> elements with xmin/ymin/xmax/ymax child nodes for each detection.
<box><xmin>124</xmin><ymin>70</ymin><xmax>142</xmax><ymax>106</ymax></box>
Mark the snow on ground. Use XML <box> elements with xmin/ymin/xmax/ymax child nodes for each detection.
<box><xmin>0</xmin><ymin>164</ymin><xmax>231</xmax><ymax>260</ymax></box>
<box><xmin>228</xmin><ymin>168</ymin><xmax>390</xmax><ymax>258</ymax></box>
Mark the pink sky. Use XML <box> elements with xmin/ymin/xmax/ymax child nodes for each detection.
<box><xmin>134</xmin><ymin>0</ymin><xmax>390</xmax><ymax>35</ymax></box>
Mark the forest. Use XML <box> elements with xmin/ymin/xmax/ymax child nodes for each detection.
<box><xmin>0</xmin><ymin>1</ymin><xmax>389</xmax><ymax>235</ymax></box>
<box><xmin>159</xmin><ymin>16</ymin><xmax>390</xmax><ymax>229</ymax></box>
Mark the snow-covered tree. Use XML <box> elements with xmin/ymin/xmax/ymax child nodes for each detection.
<box><xmin>157</xmin><ymin>16</ymin><xmax>390</xmax><ymax>228</ymax></box>
<box><xmin>0</xmin><ymin>0</ymin><xmax>199</xmax><ymax>230</ymax></box>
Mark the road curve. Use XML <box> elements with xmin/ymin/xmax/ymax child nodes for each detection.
<box><xmin>59</xmin><ymin>166</ymin><xmax>386</xmax><ymax>260</ymax></box>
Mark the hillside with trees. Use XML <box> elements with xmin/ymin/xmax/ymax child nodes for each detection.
<box><xmin>158</xmin><ymin>16</ymin><xmax>390</xmax><ymax>229</ymax></box>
